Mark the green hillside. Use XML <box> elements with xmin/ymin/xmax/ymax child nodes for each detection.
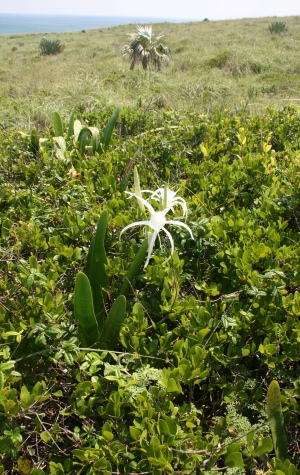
<box><xmin>0</xmin><ymin>15</ymin><xmax>300</xmax><ymax>128</ymax></box>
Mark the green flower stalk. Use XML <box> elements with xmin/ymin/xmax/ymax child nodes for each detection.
<box><xmin>133</xmin><ymin>166</ymin><xmax>145</xmax><ymax>214</ymax></box>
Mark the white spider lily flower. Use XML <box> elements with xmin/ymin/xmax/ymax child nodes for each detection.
<box><xmin>150</xmin><ymin>184</ymin><xmax>188</xmax><ymax>216</ymax></box>
<box><xmin>130</xmin><ymin>174</ymin><xmax>188</xmax><ymax>217</ymax></box>
<box><xmin>120</xmin><ymin>193</ymin><xmax>194</xmax><ymax>267</ymax></box>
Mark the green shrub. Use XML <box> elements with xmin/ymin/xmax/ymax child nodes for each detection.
<box><xmin>268</xmin><ymin>21</ymin><xmax>288</xmax><ymax>34</ymax></box>
<box><xmin>39</xmin><ymin>37</ymin><xmax>64</xmax><ymax>56</ymax></box>
<box><xmin>207</xmin><ymin>50</ymin><xmax>233</xmax><ymax>68</ymax></box>
<box><xmin>1</xmin><ymin>106</ymin><xmax>300</xmax><ymax>472</ymax></box>
<box><xmin>207</xmin><ymin>51</ymin><xmax>265</xmax><ymax>76</ymax></box>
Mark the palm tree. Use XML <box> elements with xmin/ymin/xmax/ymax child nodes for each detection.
<box><xmin>122</xmin><ymin>25</ymin><xmax>170</xmax><ymax>71</ymax></box>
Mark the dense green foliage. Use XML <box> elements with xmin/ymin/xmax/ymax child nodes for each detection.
<box><xmin>1</xmin><ymin>104</ymin><xmax>300</xmax><ymax>473</ymax></box>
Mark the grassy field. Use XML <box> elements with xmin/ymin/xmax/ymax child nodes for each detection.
<box><xmin>1</xmin><ymin>15</ymin><xmax>300</xmax><ymax>129</ymax></box>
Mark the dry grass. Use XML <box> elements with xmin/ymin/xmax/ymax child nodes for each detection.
<box><xmin>1</xmin><ymin>15</ymin><xmax>300</xmax><ymax>128</ymax></box>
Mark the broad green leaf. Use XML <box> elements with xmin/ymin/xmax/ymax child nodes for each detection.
<box><xmin>148</xmin><ymin>456</ymin><xmax>173</xmax><ymax>470</ymax></box>
<box><xmin>226</xmin><ymin>442</ymin><xmax>244</xmax><ymax>454</ymax></box>
<box><xmin>20</xmin><ymin>385</ymin><xmax>35</xmax><ymax>410</ymax></box>
<box><xmin>162</xmin><ymin>415</ymin><xmax>177</xmax><ymax>436</ymax></box>
<box><xmin>40</xmin><ymin>431</ymin><xmax>51</xmax><ymax>443</ymax></box>
<box><xmin>167</xmin><ymin>377</ymin><xmax>182</xmax><ymax>393</ymax></box>
<box><xmin>72</xmin><ymin>449</ymin><xmax>86</xmax><ymax>461</ymax></box>
<box><xmin>0</xmin><ymin>360</ymin><xmax>15</xmax><ymax>371</ymax></box>
<box><xmin>197</xmin><ymin>328</ymin><xmax>210</xmax><ymax>343</ymax></box>
<box><xmin>225</xmin><ymin>452</ymin><xmax>244</xmax><ymax>469</ymax></box>
<box><xmin>246</xmin><ymin>430</ymin><xmax>255</xmax><ymax>447</ymax></box>
<box><xmin>0</xmin><ymin>438</ymin><xmax>11</xmax><ymax>454</ymax></box>
<box><xmin>129</xmin><ymin>427</ymin><xmax>141</xmax><ymax>440</ymax></box>
<box><xmin>251</xmin><ymin>436</ymin><xmax>273</xmax><ymax>457</ymax></box>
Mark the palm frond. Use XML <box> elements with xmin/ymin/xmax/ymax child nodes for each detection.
<box><xmin>122</xmin><ymin>24</ymin><xmax>170</xmax><ymax>70</ymax></box>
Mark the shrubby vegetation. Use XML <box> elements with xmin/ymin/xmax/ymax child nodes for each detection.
<box><xmin>268</xmin><ymin>21</ymin><xmax>289</xmax><ymax>34</ymax></box>
<box><xmin>39</xmin><ymin>38</ymin><xmax>64</xmax><ymax>56</ymax></box>
<box><xmin>1</xmin><ymin>102</ymin><xmax>300</xmax><ymax>473</ymax></box>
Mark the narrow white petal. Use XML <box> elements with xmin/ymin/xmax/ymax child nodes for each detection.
<box><xmin>166</xmin><ymin>220</ymin><xmax>194</xmax><ymax>239</ymax></box>
<box><xmin>162</xmin><ymin>227</ymin><xmax>175</xmax><ymax>256</ymax></box>
<box><xmin>144</xmin><ymin>231</ymin><xmax>158</xmax><ymax>267</ymax></box>
<box><xmin>120</xmin><ymin>220</ymin><xmax>150</xmax><ymax>237</ymax></box>
<box><xmin>127</xmin><ymin>192</ymin><xmax>156</xmax><ymax>216</ymax></box>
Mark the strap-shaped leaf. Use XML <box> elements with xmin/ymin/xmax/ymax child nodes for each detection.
<box><xmin>99</xmin><ymin>295</ymin><xmax>126</xmax><ymax>350</ymax></box>
<box><xmin>88</xmin><ymin>126</ymin><xmax>101</xmax><ymax>153</ymax></box>
<box><xmin>101</xmin><ymin>107</ymin><xmax>120</xmax><ymax>149</ymax></box>
<box><xmin>53</xmin><ymin>112</ymin><xmax>64</xmax><ymax>137</ymax></box>
<box><xmin>85</xmin><ymin>211</ymin><xmax>109</xmax><ymax>331</ymax></box>
<box><xmin>266</xmin><ymin>380</ymin><xmax>288</xmax><ymax>460</ymax></box>
<box><xmin>30</xmin><ymin>129</ymin><xmax>39</xmax><ymax>157</ymax></box>
<box><xmin>74</xmin><ymin>272</ymin><xmax>99</xmax><ymax>347</ymax></box>
<box><xmin>77</xmin><ymin>127</ymin><xmax>92</xmax><ymax>155</ymax></box>
<box><xmin>66</xmin><ymin>113</ymin><xmax>75</xmax><ymax>141</ymax></box>
<box><xmin>118</xmin><ymin>237</ymin><xmax>148</xmax><ymax>297</ymax></box>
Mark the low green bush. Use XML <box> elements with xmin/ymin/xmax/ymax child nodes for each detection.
<box><xmin>206</xmin><ymin>50</ymin><xmax>233</xmax><ymax>68</ymax></box>
<box><xmin>1</xmin><ymin>105</ymin><xmax>300</xmax><ymax>473</ymax></box>
<box><xmin>268</xmin><ymin>21</ymin><xmax>289</xmax><ymax>34</ymax></box>
<box><xmin>39</xmin><ymin>37</ymin><xmax>64</xmax><ymax>55</ymax></box>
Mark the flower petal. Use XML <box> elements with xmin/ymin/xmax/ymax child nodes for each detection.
<box><xmin>162</xmin><ymin>226</ymin><xmax>175</xmax><ymax>256</ymax></box>
<box><xmin>120</xmin><ymin>220</ymin><xmax>150</xmax><ymax>237</ymax></box>
<box><xmin>144</xmin><ymin>230</ymin><xmax>158</xmax><ymax>267</ymax></box>
<box><xmin>166</xmin><ymin>220</ymin><xmax>194</xmax><ymax>239</ymax></box>
<box><xmin>126</xmin><ymin>192</ymin><xmax>157</xmax><ymax>216</ymax></box>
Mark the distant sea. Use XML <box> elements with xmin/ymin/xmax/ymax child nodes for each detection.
<box><xmin>0</xmin><ymin>14</ymin><xmax>188</xmax><ymax>35</ymax></box>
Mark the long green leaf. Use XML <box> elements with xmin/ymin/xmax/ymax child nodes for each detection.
<box><xmin>30</xmin><ymin>129</ymin><xmax>39</xmax><ymax>158</ymax></box>
<box><xmin>118</xmin><ymin>237</ymin><xmax>148</xmax><ymax>297</ymax></box>
<box><xmin>74</xmin><ymin>272</ymin><xmax>99</xmax><ymax>347</ymax></box>
<box><xmin>88</xmin><ymin>126</ymin><xmax>101</xmax><ymax>153</ymax></box>
<box><xmin>77</xmin><ymin>127</ymin><xmax>92</xmax><ymax>155</ymax></box>
<box><xmin>53</xmin><ymin>112</ymin><xmax>64</xmax><ymax>137</ymax></box>
<box><xmin>101</xmin><ymin>107</ymin><xmax>120</xmax><ymax>149</ymax></box>
<box><xmin>266</xmin><ymin>380</ymin><xmax>288</xmax><ymax>460</ymax></box>
<box><xmin>66</xmin><ymin>113</ymin><xmax>75</xmax><ymax>141</ymax></box>
<box><xmin>85</xmin><ymin>237</ymin><xmax>95</xmax><ymax>282</ymax></box>
<box><xmin>99</xmin><ymin>295</ymin><xmax>126</xmax><ymax>350</ymax></box>
<box><xmin>86</xmin><ymin>211</ymin><xmax>109</xmax><ymax>332</ymax></box>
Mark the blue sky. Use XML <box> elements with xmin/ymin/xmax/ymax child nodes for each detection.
<box><xmin>0</xmin><ymin>0</ymin><xmax>299</xmax><ymax>20</ymax></box>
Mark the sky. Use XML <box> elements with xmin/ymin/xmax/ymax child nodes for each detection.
<box><xmin>0</xmin><ymin>0</ymin><xmax>299</xmax><ymax>21</ymax></box>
